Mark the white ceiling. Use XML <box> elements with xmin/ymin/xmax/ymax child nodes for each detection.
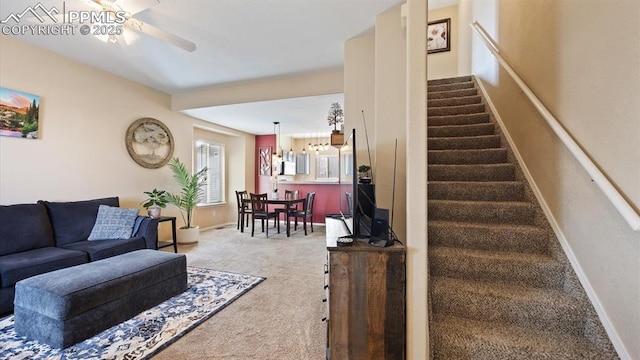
<box><xmin>1</xmin><ymin>0</ymin><xmax>456</xmax><ymax>135</ymax></box>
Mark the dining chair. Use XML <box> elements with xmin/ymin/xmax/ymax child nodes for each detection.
<box><xmin>275</xmin><ymin>189</ymin><xmax>299</xmax><ymax>223</ymax></box>
<box><xmin>249</xmin><ymin>193</ymin><xmax>278</xmax><ymax>237</ymax></box>
<box><xmin>235</xmin><ymin>190</ymin><xmax>251</xmax><ymax>232</ymax></box>
<box><xmin>293</xmin><ymin>192</ymin><xmax>316</xmax><ymax>235</ymax></box>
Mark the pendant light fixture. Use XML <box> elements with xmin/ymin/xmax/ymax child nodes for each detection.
<box><xmin>288</xmin><ymin>134</ymin><xmax>294</xmax><ymax>156</ymax></box>
<box><xmin>272</xmin><ymin>122</ymin><xmax>282</xmax><ymax>170</ymax></box>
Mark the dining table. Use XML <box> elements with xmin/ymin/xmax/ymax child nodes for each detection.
<box><xmin>244</xmin><ymin>196</ymin><xmax>306</xmax><ymax>237</ymax></box>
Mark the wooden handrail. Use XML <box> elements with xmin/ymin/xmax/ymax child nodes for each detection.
<box><xmin>471</xmin><ymin>21</ymin><xmax>640</xmax><ymax>232</ymax></box>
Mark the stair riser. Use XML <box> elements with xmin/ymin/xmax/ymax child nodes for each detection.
<box><xmin>428</xmin><ymin>136</ymin><xmax>501</xmax><ymax>150</ymax></box>
<box><xmin>428</xmin><ymin>96</ymin><xmax>481</xmax><ymax>108</ymax></box>
<box><xmin>428</xmin><ymin>88</ymin><xmax>478</xmax><ymax>100</ymax></box>
<box><xmin>429</xmin><ymin>81</ymin><xmax>475</xmax><ymax>93</ymax></box>
<box><xmin>428</xmin><ymin>123</ymin><xmax>495</xmax><ymax>138</ymax></box>
<box><xmin>428</xmin><ymin>201</ymin><xmax>537</xmax><ymax>225</ymax></box>
<box><xmin>429</xmin><ymin>104</ymin><xmax>486</xmax><ymax>116</ymax></box>
<box><xmin>428</xmin><ymin>223</ymin><xmax>548</xmax><ymax>254</ymax></box>
<box><xmin>432</xmin><ymin>285</ymin><xmax>585</xmax><ymax>335</ymax></box>
<box><xmin>429</xmin><ymin>250</ymin><xmax>564</xmax><ymax>289</ymax></box>
<box><xmin>428</xmin><ymin>165</ymin><xmax>515</xmax><ymax>182</ymax></box>
<box><xmin>428</xmin><ymin>182</ymin><xmax>525</xmax><ymax>201</ymax></box>
<box><xmin>428</xmin><ymin>113</ymin><xmax>490</xmax><ymax>126</ymax></box>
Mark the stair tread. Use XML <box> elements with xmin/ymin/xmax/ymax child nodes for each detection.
<box><xmin>428</xmin><ymin>76</ymin><xmax>473</xmax><ymax>85</ymax></box>
<box><xmin>429</xmin><ymin>220</ymin><xmax>543</xmax><ymax>232</ymax></box>
<box><xmin>430</xmin><ymin>199</ymin><xmax>534</xmax><ymax>206</ymax></box>
<box><xmin>428</xmin><ymin>134</ymin><xmax>500</xmax><ymax>140</ymax></box>
<box><xmin>432</xmin><ymin>276</ymin><xmax>580</xmax><ymax>309</ymax></box>
<box><xmin>432</xmin><ymin>276</ymin><xmax>585</xmax><ymax>335</ymax></box>
<box><xmin>431</xmin><ymin>314</ymin><xmax>610</xmax><ymax>359</ymax></box>
<box><xmin>428</xmin><ymin>81</ymin><xmax>475</xmax><ymax>93</ymax></box>
<box><xmin>428</xmin><ymin>112</ymin><xmax>491</xmax><ymax>119</ymax></box>
<box><xmin>429</xmin><ymin>163</ymin><xmax>512</xmax><ymax>167</ymax></box>
<box><xmin>429</xmin><ymin>105</ymin><xmax>486</xmax><ymax>117</ymax></box>
<box><xmin>428</xmin><ymin>148</ymin><xmax>507</xmax><ymax>153</ymax></box>
<box><xmin>428</xmin><ymin>220</ymin><xmax>549</xmax><ymax>255</ymax></box>
<box><xmin>430</xmin><ymin>245</ymin><xmax>555</xmax><ymax>263</ymax></box>
<box><xmin>430</xmin><ymin>245</ymin><xmax>564</xmax><ymax>288</ymax></box>
<box><xmin>429</xmin><ymin>180</ymin><xmax>521</xmax><ymax>184</ymax></box>
<box><xmin>428</xmin><ymin>95</ymin><xmax>482</xmax><ymax>107</ymax></box>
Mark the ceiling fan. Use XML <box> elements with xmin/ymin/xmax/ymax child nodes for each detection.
<box><xmin>80</xmin><ymin>0</ymin><xmax>196</xmax><ymax>52</ymax></box>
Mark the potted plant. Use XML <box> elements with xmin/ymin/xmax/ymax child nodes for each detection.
<box><xmin>164</xmin><ymin>157</ymin><xmax>207</xmax><ymax>244</ymax></box>
<box><xmin>358</xmin><ymin>164</ymin><xmax>372</xmax><ymax>184</ymax></box>
<box><xmin>141</xmin><ymin>188</ymin><xmax>168</xmax><ymax>218</ymax></box>
<box><xmin>327</xmin><ymin>102</ymin><xmax>344</xmax><ymax>134</ymax></box>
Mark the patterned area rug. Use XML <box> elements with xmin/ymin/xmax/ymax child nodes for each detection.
<box><xmin>0</xmin><ymin>267</ymin><xmax>265</xmax><ymax>360</ymax></box>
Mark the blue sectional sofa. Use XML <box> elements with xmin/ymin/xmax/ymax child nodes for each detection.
<box><xmin>0</xmin><ymin>197</ymin><xmax>159</xmax><ymax>315</ymax></box>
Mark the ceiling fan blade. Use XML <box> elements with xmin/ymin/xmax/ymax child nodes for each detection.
<box><xmin>79</xmin><ymin>0</ymin><xmax>106</xmax><ymax>11</ymax></box>
<box><xmin>114</xmin><ymin>0</ymin><xmax>159</xmax><ymax>15</ymax></box>
<box><xmin>125</xmin><ymin>18</ymin><xmax>196</xmax><ymax>52</ymax></box>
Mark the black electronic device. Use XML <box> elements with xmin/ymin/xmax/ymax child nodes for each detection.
<box><xmin>369</xmin><ymin>207</ymin><xmax>394</xmax><ymax>247</ymax></box>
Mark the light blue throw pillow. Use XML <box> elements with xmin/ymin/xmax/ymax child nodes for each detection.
<box><xmin>88</xmin><ymin>205</ymin><xmax>139</xmax><ymax>240</ymax></box>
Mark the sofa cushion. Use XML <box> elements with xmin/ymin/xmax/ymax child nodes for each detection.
<box><xmin>0</xmin><ymin>247</ymin><xmax>88</xmax><ymax>288</ymax></box>
<box><xmin>40</xmin><ymin>197</ymin><xmax>119</xmax><ymax>246</ymax></box>
<box><xmin>88</xmin><ymin>205</ymin><xmax>139</xmax><ymax>241</ymax></box>
<box><xmin>0</xmin><ymin>203</ymin><xmax>55</xmax><ymax>256</ymax></box>
<box><xmin>59</xmin><ymin>237</ymin><xmax>146</xmax><ymax>261</ymax></box>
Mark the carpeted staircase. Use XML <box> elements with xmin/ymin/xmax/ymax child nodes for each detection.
<box><xmin>427</xmin><ymin>76</ymin><xmax>619</xmax><ymax>359</ymax></box>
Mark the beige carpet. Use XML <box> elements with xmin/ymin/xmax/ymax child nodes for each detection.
<box><xmin>427</xmin><ymin>76</ymin><xmax>619</xmax><ymax>359</ymax></box>
<box><xmin>153</xmin><ymin>223</ymin><xmax>327</xmax><ymax>360</ymax></box>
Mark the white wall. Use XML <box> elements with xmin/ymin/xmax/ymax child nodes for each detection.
<box><xmin>344</xmin><ymin>35</ymin><xmax>376</xmax><ymax>167</ymax></box>
<box><xmin>457</xmin><ymin>0</ymin><xmax>473</xmax><ymax>76</ymax></box>
<box><xmin>470</xmin><ymin>0</ymin><xmax>640</xmax><ymax>358</ymax></box>
<box><xmin>375</xmin><ymin>7</ymin><xmax>407</xmax><ymax>241</ymax></box>
<box><xmin>406</xmin><ymin>0</ymin><xmax>429</xmax><ymax>357</ymax></box>
<box><xmin>0</xmin><ymin>37</ymin><xmax>255</xmax><ymax>239</ymax></box>
<box><xmin>427</xmin><ymin>5</ymin><xmax>459</xmax><ymax>79</ymax></box>
<box><xmin>345</xmin><ymin>8</ymin><xmax>408</xmax><ymax>240</ymax></box>
<box><xmin>344</xmin><ymin>3</ymin><xmax>428</xmax><ymax>357</ymax></box>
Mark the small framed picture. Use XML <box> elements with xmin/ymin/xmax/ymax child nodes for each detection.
<box><xmin>259</xmin><ymin>146</ymin><xmax>272</xmax><ymax>176</ymax></box>
<box><xmin>427</xmin><ymin>18</ymin><xmax>451</xmax><ymax>54</ymax></box>
<box><xmin>0</xmin><ymin>87</ymin><xmax>40</xmax><ymax>139</ymax></box>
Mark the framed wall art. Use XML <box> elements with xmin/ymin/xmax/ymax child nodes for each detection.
<box><xmin>427</xmin><ymin>18</ymin><xmax>451</xmax><ymax>54</ymax></box>
<box><xmin>0</xmin><ymin>87</ymin><xmax>40</xmax><ymax>139</ymax></box>
<box><xmin>125</xmin><ymin>117</ymin><xmax>174</xmax><ymax>169</ymax></box>
<box><xmin>259</xmin><ymin>146</ymin><xmax>272</xmax><ymax>176</ymax></box>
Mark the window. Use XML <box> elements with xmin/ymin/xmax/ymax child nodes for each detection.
<box><xmin>196</xmin><ymin>140</ymin><xmax>224</xmax><ymax>205</ymax></box>
<box><xmin>316</xmin><ymin>155</ymin><xmax>339</xmax><ymax>180</ymax></box>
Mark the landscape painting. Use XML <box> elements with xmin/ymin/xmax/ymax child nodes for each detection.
<box><xmin>0</xmin><ymin>87</ymin><xmax>40</xmax><ymax>139</ymax></box>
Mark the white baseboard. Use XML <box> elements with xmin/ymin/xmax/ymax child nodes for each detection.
<box><xmin>474</xmin><ymin>75</ymin><xmax>630</xmax><ymax>360</ymax></box>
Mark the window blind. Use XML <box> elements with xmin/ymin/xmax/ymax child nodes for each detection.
<box><xmin>196</xmin><ymin>141</ymin><xmax>224</xmax><ymax>205</ymax></box>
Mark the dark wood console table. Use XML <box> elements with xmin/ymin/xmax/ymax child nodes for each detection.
<box><xmin>157</xmin><ymin>216</ymin><xmax>178</xmax><ymax>253</ymax></box>
<box><xmin>325</xmin><ymin>240</ymin><xmax>406</xmax><ymax>359</ymax></box>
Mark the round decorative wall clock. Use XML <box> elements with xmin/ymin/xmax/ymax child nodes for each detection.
<box><xmin>125</xmin><ymin>117</ymin><xmax>174</xmax><ymax>169</ymax></box>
